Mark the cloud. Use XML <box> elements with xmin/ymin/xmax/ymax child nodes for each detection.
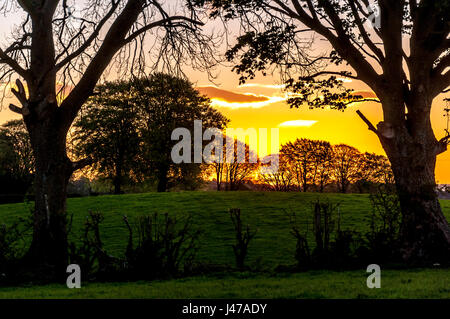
<box><xmin>278</xmin><ymin>120</ymin><xmax>318</xmax><ymax>128</ymax></box>
<box><xmin>353</xmin><ymin>90</ymin><xmax>378</xmax><ymax>99</ymax></box>
<box><xmin>197</xmin><ymin>86</ymin><xmax>269</xmax><ymax>103</ymax></box>
<box><xmin>210</xmin><ymin>96</ymin><xmax>286</xmax><ymax>109</ymax></box>
<box><xmin>238</xmin><ymin>83</ymin><xmax>286</xmax><ymax>89</ymax></box>
<box><xmin>197</xmin><ymin>86</ymin><xmax>286</xmax><ymax>109</ymax></box>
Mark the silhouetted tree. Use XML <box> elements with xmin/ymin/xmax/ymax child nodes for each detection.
<box><xmin>0</xmin><ymin>0</ymin><xmax>218</xmax><ymax>273</ymax></box>
<box><xmin>355</xmin><ymin>152</ymin><xmax>394</xmax><ymax>192</ymax></box>
<box><xmin>332</xmin><ymin>144</ymin><xmax>361</xmax><ymax>194</ymax></box>
<box><xmin>71</xmin><ymin>81</ymin><xmax>141</xmax><ymax>195</ymax></box>
<box><xmin>133</xmin><ymin>74</ymin><xmax>228</xmax><ymax>192</ymax></box>
<box><xmin>281</xmin><ymin>138</ymin><xmax>319</xmax><ymax>192</ymax></box>
<box><xmin>259</xmin><ymin>153</ymin><xmax>295</xmax><ymax>191</ymax></box>
<box><xmin>314</xmin><ymin>141</ymin><xmax>333</xmax><ymax>193</ymax></box>
<box><xmin>198</xmin><ymin>0</ymin><xmax>450</xmax><ymax>260</ymax></box>
<box><xmin>212</xmin><ymin>136</ymin><xmax>259</xmax><ymax>191</ymax></box>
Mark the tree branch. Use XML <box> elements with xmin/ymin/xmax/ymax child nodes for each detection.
<box><xmin>0</xmin><ymin>48</ymin><xmax>29</xmax><ymax>80</ymax></box>
<box><xmin>55</xmin><ymin>0</ymin><xmax>120</xmax><ymax>71</ymax></box>
<box><xmin>285</xmin><ymin>0</ymin><xmax>382</xmax><ymax>91</ymax></box>
<box><xmin>356</xmin><ymin>109</ymin><xmax>379</xmax><ymax>135</ymax></box>
<box><xmin>122</xmin><ymin>16</ymin><xmax>203</xmax><ymax>45</ymax></box>
<box><xmin>10</xmin><ymin>79</ymin><xmax>30</xmax><ymax>115</ymax></box>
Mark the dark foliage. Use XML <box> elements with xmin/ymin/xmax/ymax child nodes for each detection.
<box><xmin>283</xmin><ymin>195</ymin><xmax>402</xmax><ymax>272</ymax></box>
<box><xmin>229</xmin><ymin>208</ymin><xmax>257</xmax><ymax>270</ymax></box>
<box><xmin>68</xmin><ymin>211</ymin><xmax>201</xmax><ymax>282</ymax></box>
<box><xmin>364</xmin><ymin>185</ymin><xmax>402</xmax><ymax>262</ymax></box>
<box><xmin>123</xmin><ymin>213</ymin><xmax>202</xmax><ymax>280</ymax></box>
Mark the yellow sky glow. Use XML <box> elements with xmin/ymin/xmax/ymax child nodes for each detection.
<box><xmin>278</xmin><ymin>120</ymin><xmax>318</xmax><ymax>127</ymax></box>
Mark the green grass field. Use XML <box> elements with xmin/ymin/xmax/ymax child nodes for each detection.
<box><xmin>0</xmin><ymin>191</ymin><xmax>449</xmax><ymax>298</ymax></box>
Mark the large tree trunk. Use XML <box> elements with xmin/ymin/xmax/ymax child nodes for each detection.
<box><xmin>380</xmin><ymin>105</ymin><xmax>450</xmax><ymax>263</ymax></box>
<box><xmin>389</xmin><ymin>143</ymin><xmax>450</xmax><ymax>262</ymax></box>
<box><xmin>26</xmin><ymin>117</ymin><xmax>72</xmax><ymax>277</ymax></box>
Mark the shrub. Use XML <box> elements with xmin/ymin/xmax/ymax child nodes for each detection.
<box><xmin>365</xmin><ymin>185</ymin><xmax>402</xmax><ymax>262</ymax></box>
<box><xmin>229</xmin><ymin>208</ymin><xmax>257</xmax><ymax>271</ymax></box>
<box><xmin>286</xmin><ymin>200</ymin><xmax>362</xmax><ymax>270</ymax></box>
<box><xmin>68</xmin><ymin>211</ymin><xmax>119</xmax><ymax>280</ymax></box>
<box><xmin>288</xmin><ymin>211</ymin><xmax>310</xmax><ymax>269</ymax></box>
<box><xmin>69</xmin><ymin>211</ymin><xmax>201</xmax><ymax>281</ymax></box>
<box><xmin>0</xmin><ymin>213</ymin><xmax>32</xmax><ymax>283</ymax></box>
<box><xmin>123</xmin><ymin>213</ymin><xmax>201</xmax><ymax>279</ymax></box>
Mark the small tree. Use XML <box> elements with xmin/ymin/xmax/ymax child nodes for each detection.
<box><xmin>259</xmin><ymin>153</ymin><xmax>295</xmax><ymax>191</ymax></box>
<box><xmin>71</xmin><ymin>81</ymin><xmax>141</xmax><ymax>195</ymax></box>
<box><xmin>133</xmin><ymin>74</ymin><xmax>228</xmax><ymax>192</ymax></box>
<box><xmin>213</xmin><ymin>136</ymin><xmax>259</xmax><ymax>191</ymax></box>
<box><xmin>332</xmin><ymin>144</ymin><xmax>361</xmax><ymax>193</ymax></box>
<box><xmin>313</xmin><ymin>141</ymin><xmax>334</xmax><ymax>193</ymax></box>
<box><xmin>282</xmin><ymin>138</ymin><xmax>330</xmax><ymax>192</ymax></box>
<box><xmin>355</xmin><ymin>152</ymin><xmax>394</xmax><ymax>192</ymax></box>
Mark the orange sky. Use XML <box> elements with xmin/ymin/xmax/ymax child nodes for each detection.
<box><xmin>0</xmin><ymin>7</ymin><xmax>449</xmax><ymax>183</ymax></box>
<box><xmin>1</xmin><ymin>65</ymin><xmax>449</xmax><ymax>182</ymax></box>
<box><xmin>192</xmin><ymin>68</ymin><xmax>450</xmax><ymax>183</ymax></box>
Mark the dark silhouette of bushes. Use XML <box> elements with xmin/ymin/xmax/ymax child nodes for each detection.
<box><xmin>283</xmin><ymin>192</ymin><xmax>402</xmax><ymax>272</ymax></box>
<box><xmin>68</xmin><ymin>211</ymin><xmax>119</xmax><ymax>281</ymax></box>
<box><xmin>123</xmin><ymin>213</ymin><xmax>201</xmax><ymax>279</ymax></box>
<box><xmin>0</xmin><ymin>214</ymin><xmax>32</xmax><ymax>284</ymax></box>
<box><xmin>229</xmin><ymin>208</ymin><xmax>257</xmax><ymax>270</ymax></box>
<box><xmin>67</xmin><ymin>211</ymin><xmax>201</xmax><ymax>282</ymax></box>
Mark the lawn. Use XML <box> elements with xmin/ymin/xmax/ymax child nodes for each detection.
<box><xmin>0</xmin><ymin>191</ymin><xmax>449</xmax><ymax>298</ymax></box>
<box><xmin>0</xmin><ymin>269</ymin><xmax>449</xmax><ymax>299</ymax></box>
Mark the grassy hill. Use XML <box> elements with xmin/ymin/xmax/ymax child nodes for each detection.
<box><xmin>0</xmin><ymin>191</ymin><xmax>449</xmax><ymax>298</ymax></box>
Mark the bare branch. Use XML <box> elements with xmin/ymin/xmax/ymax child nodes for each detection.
<box><xmin>356</xmin><ymin>109</ymin><xmax>379</xmax><ymax>135</ymax></box>
<box><xmin>55</xmin><ymin>0</ymin><xmax>120</xmax><ymax>71</ymax></box>
<box><xmin>0</xmin><ymin>47</ymin><xmax>29</xmax><ymax>80</ymax></box>
<box><xmin>123</xmin><ymin>16</ymin><xmax>204</xmax><ymax>45</ymax></box>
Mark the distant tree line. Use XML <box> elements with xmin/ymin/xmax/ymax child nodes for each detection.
<box><xmin>0</xmin><ymin>74</ymin><xmax>393</xmax><ymax>197</ymax></box>
<box><xmin>260</xmin><ymin>139</ymin><xmax>394</xmax><ymax>193</ymax></box>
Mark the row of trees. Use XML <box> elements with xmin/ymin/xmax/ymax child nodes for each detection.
<box><xmin>0</xmin><ymin>117</ymin><xmax>392</xmax><ymax>198</ymax></box>
<box><xmin>261</xmin><ymin>139</ymin><xmax>393</xmax><ymax>193</ymax></box>
<box><xmin>70</xmin><ymin>73</ymin><xmax>228</xmax><ymax>194</ymax></box>
<box><xmin>0</xmin><ymin>74</ymin><xmax>229</xmax><ymax>196</ymax></box>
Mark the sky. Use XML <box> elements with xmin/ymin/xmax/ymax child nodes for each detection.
<box><xmin>191</xmin><ymin>67</ymin><xmax>450</xmax><ymax>183</ymax></box>
<box><xmin>0</xmin><ymin>3</ymin><xmax>449</xmax><ymax>183</ymax></box>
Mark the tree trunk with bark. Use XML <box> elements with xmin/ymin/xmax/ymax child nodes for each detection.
<box><xmin>379</xmin><ymin>108</ymin><xmax>450</xmax><ymax>262</ymax></box>
<box><xmin>25</xmin><ymin>107</ymin><xmax>73</xmax><ymax>276</ymax></box>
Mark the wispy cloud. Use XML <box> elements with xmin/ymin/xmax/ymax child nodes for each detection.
<box><xmin>197</xmin><ymin>86</ymin><xmax>287</xmax><ymax>109</ymax></box>
<box><xmin>278</xmin><ymin>120</ymin><xmax>318</xmax><ymax>128</ymax></box>
<box><xmin>197</xmin><ymin>86</ymin><xmax>269</xmax><ymax>103</ymax></box>
<box><xmin>238</xmin><ymin>83</ymin><xmax>286</xmax><ymax>89</ymax></box>
<box><xmin>211</xmin><ymin>96</ymin><xmax>286</xmax><ymax>109</ymax></box>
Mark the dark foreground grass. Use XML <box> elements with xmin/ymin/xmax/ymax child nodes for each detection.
<box><xmin>0</xmin><ymin>191</ymin><xmax>449</xmax><ymax>298</ymax></box>
<box><xmin>0</xmin><ymin>269</ymin><xmax>448</xmax><ymax>299</ymax></box>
